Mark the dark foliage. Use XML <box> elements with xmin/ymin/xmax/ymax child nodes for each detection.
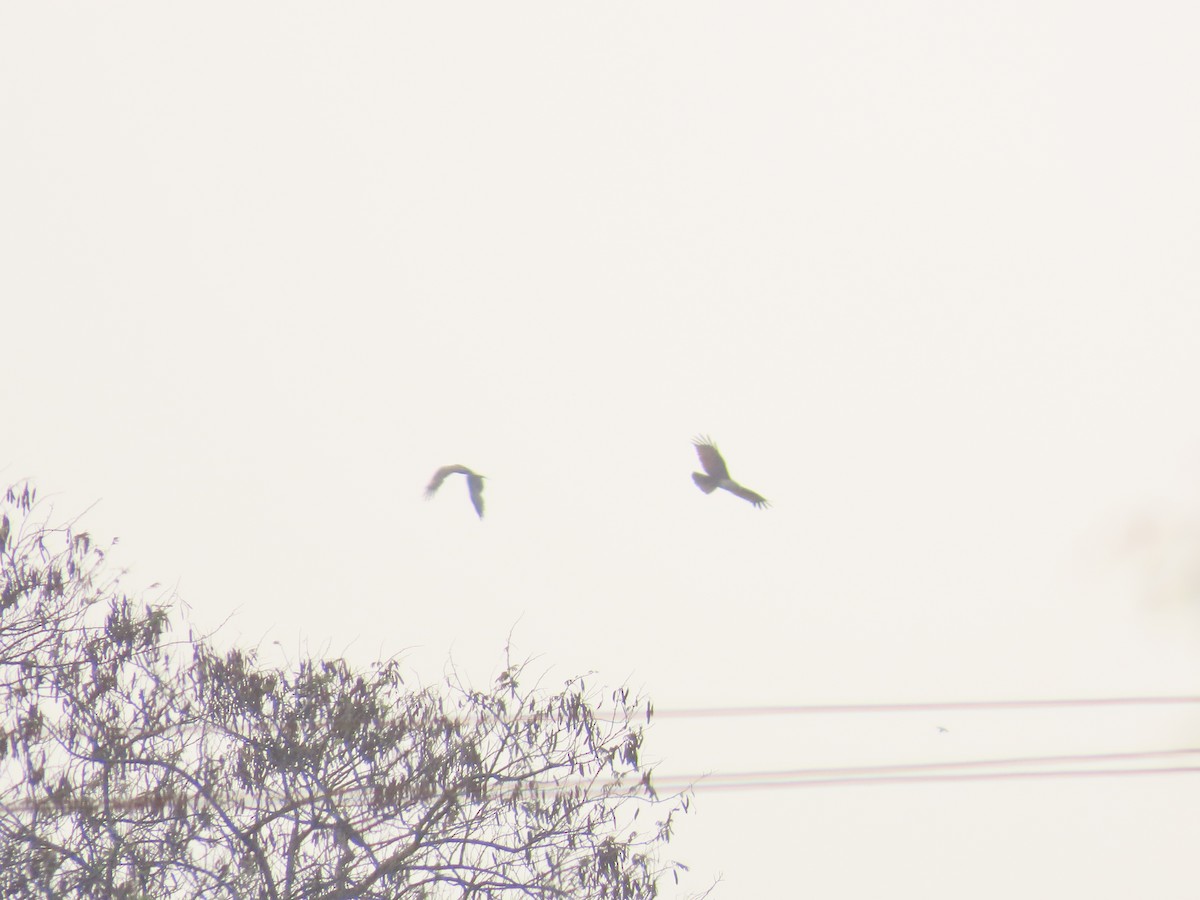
<box><xmin>0</xmin><ymin>482</ymin><xmax>686</xmax><ymax>899</ymax></box>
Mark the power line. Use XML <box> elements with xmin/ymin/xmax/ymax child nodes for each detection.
<box><xmin>651</xmin><ymin>695</ymin><xmax>1200</xmax><ymax>720</ymax></box>
<box><xmin>685</xmin><ymin>766</ymin><xmax>1200</xmax><ymax>792</ymax></box>
<box><xmin>650</xmin><ymin>747</ymin><xmax>1200</xmax><ymax>792</ymax></box>
<box><xmin>6</xmin><ymin>748</ymin><xmax>1199</xmax><ymax>815</ymax></box>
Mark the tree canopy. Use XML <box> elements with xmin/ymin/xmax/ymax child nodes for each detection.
<box><xmin>0</xmin><ymin>482</ymin><xmax>688</xmax><ymax>899</ymax></box>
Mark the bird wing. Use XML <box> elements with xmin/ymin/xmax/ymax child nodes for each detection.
<box><xmin>692</xmin><ymin>436</ymin><xmax>731</xmax><ymax>480</ymax></box>
<box><xmin>425</xmin><ymin>464</ymin><xmax>472</xmax><ymax>497</ymax></box>
<box><xmin>466</xmin><ymin>473</ymin><xmax>485</xmax><ymax>518</ymax></box>
<box><xmin>724</xmin><ymin>481</ymin><xmax>769</xmax><ymax>508</ymax></box>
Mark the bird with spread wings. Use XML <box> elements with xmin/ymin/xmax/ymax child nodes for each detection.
<box><xmin>425</xmin><ymin>465</ymin><xmax>485</xmax><ymax>518</ymax></box>
<box><xmin>690</xmin><ymin>436</ymin><xmax>769</xmax><ymax>508</ymax></box>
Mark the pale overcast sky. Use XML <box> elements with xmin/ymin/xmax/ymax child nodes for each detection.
<box><xmin>3</xmin><ymin>3</ymin><xmax>1200</xmax><ymax>897</ymax></box>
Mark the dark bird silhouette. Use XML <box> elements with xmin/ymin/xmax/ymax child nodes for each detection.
<box><xmin>691</xmin><ymin>436</ymin><xmax>769</xmax><ymax>508</ymax></box>
<box><xmin>425</xmin><ymin>465</ymin><xmax>485</xmax><ymax>518</ymax></box>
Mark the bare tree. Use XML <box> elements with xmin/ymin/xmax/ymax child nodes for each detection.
<box><xmin>0</xmin><ymin>482</ymin><xmax>688</xmax><ymax>899</ymax></box>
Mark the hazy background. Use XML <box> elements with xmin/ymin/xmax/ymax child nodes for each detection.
<box><xmin>3</xmin><ymin>3</ymin><xmax>1200</xmax><ymax>896</ymax></box>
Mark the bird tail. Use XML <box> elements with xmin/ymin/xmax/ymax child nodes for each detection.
<box><xmin>692</xmin><ymin>472</ymin><xmax>719</xmax><ymax>494</ymax></box>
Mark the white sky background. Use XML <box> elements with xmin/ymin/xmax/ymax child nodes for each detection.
<box><xmin>4</xmin><ymin>2</ymin><xmax>1200</xmax><ymax>896</ymax></box>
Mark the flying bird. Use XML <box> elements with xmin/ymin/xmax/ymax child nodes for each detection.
<box><xmin>425</xmin><ymin>465</ymin><xmax>485</xmax><ymax>518</ymax></box>
<box><xmin>691</xmin><ymin>436</ymin><xmax>769</xmax><ymax>508</ymax></box>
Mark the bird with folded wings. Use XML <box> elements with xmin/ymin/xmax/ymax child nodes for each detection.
<box><xmin>425</xmin><ymin>465</ymin><xmax>486</xmax><ymax>518</ymax></box>
<box><xmin>690</xmin><ymin>436</ymin><xmax>769</xmax><ymax>508</ymax></box>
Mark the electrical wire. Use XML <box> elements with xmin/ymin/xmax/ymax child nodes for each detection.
<box><xmin>685</xmin><ymin>766</ymin><xmax>1200</xmax><ymax>792</ymax></box>
<box><xmin>650</xmin><ymin>695</ymin><xmax>1200</xmax><ymax>720</ymax></box>
<box><xmin>649</xmin><ymin>747</ymin><xmax>1200</xmax><ymax>792</ymax></box>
